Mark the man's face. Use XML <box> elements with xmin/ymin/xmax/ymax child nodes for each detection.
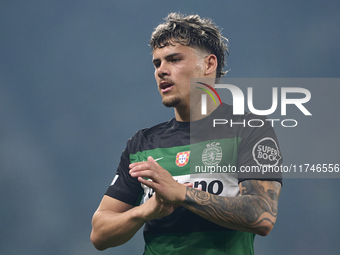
<box><xmin>152</xmin><ymin>43</ymin><xmax>206</xmax><ymax>108</ymax></box>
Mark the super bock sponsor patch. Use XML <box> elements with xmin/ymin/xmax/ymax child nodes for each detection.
<box><xmin>252</xmin><ymin>137</ymin><xmax>282</xmax><ymax>166</ymax></box>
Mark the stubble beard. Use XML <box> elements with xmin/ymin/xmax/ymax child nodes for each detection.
<box><xmin>162</xmin><ymin>97</ymin><xmax>181</xmax><ymax>108</ymax></box>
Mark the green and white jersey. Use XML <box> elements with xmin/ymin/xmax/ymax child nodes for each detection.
<box><xmin>106</xmin><ymin>104</ymin><xmax>282</xmax><ymax>255</ymax></box>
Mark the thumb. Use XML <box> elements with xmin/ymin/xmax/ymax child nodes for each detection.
<box><xmin>154</xmin><ymin>192</ymin><xmax>161</xmax><ymax>201</ymax></box>
<box><xmin>148</xmin><ymin>156</ymin><xmax>158</xmax><ymax>166</ymax></box>
<box><xmin>183</xmin><ymin>182</ymin><xmax>193</xmax><ymax>188</ymax></box>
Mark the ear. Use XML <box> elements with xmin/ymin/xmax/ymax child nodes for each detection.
<box><xmin>204</xmin><ymin>54</ymin><xmax>218</xmax><ymax>76</ymax></box>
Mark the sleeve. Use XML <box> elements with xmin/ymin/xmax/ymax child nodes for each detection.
<box><xmin>105</xmin><ymin>138</ymin><xmax>144</xmax><ymax>206</ymax></box>
<box><xmin>237</xmin><ymin>116</ymin><xmax>283</xmax><ymax>184</ymax></box>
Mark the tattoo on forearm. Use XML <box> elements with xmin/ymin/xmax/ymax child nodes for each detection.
<box><xmin>184</xmin><ymin>180</ymin><xmax>281</xmax><ymax>233</ymax></box>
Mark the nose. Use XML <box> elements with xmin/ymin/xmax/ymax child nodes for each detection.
<box><xmin>156</xmin><ymin>62</ymin><xmax>170</xmax><ymax>78</ymax></box>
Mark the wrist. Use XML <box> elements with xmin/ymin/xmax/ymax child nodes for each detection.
<box><xmin>175</xmin><ymin>184</ymin><xmax>188</xmax><ymax>205</ymax></box>
<box><xmin>130</xmin><ymin>205</ymin><xmax>148</xmax><ymax>222</ymax></box>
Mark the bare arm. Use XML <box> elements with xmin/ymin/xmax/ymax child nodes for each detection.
<box><xmin>90</xmin><ymin>196</ymin><xmax>142</xmax><ymax>250</ymax></box>
<box><xmin>130</xmin><ymin>157</ymin><xmax>282</xmax><ymax>236</ymax></box>
<box><xmin>182</xmin><ymin>180</ymin><xmax>281</xmax><ymax>236</ymax></box>
<box><xmin>90</xmin><ymin>194</ymin><xmax>176</xmax><ymax>250</ymax></box>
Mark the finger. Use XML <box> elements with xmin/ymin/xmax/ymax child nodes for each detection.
<box><xmin>130</xmin><ymin>169</ymin><xmax>159</xmax><ymax>180</ymax></box>
<box><xmin>183</xmin><ymin>182</ymin><xmax>201</xmax><ymax>190</ymax></box>
<box><xmin>183</xmin><ymin>182</ymin><xmax>193</xmax><ymax>188</ymax></box>
<box><xmin>129</xmin><ymin>160</ymin><xmax>150</xmax><ymax>169</ymax></box>
<box><xmin>129</xmin><ymin>162</ymin><xmax>150</xmax><ymax>172</ymax></box>
<box><xmin>130</xmin><ymin>157</ymin><xmax>161</xmax><ymax>172</ymax></box>
<box><xmin>147</xmin><ymin>156</ymin><xmax>160</xmax><ymax>168</ymax></box>
<box><xmin>154</xmin><ymin>192</ymin><xmax>162</xmax><ymax>202</ymax></box>
<box><xmin>138</xmin><ymin>176</ymin><xmax>156</xmax><ymax>189</ymax></box>
<box><xmin>130</xmin><ymin>157</ymin><xmax>162</xmax><ymax>173</ymax></box>
<box><xmin>129</xmin><ymin>156</ymin><xmax>156</xmax><ymax>169</ymax></box>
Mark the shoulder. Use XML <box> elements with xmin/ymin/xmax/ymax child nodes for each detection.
<box><xmin>126</xmin><ymin>118</ymin><xmax>177</xmax><ymax>153</ymax></box>
<box><xmin>130</xmin><ymin>118</ymin><xmax>175</xmax><ymax>140</ymax></box>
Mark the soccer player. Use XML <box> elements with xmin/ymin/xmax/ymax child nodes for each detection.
<box><xmin>91</xmin><ymin>13</ymin><xmax>282</xmax><ymax>254</ymax></box>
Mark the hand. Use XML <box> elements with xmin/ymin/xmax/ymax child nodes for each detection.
<box><xmin>139</xmin><ymin>192</ymin><xmax>177</xmax><ymax>221</ymax></box>
<box><xmin>138</xmin><ymin>183</ymin><xmax>196</xmax><ymax>221</ymax></box>
<box><xmin>129</xmin><ymin>156</ymin><xmax>186</xmax><ymax>203</ymax></box>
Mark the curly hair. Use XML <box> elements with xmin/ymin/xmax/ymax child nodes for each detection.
<box><xmin>150</xmin><ymin>13</ymin><xmax>229</xmax><ymax>78</ymax></box>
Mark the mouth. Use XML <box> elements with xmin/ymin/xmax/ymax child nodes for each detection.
<box><xmin>159</xmin><ymin>81</ymin><xmax>174</xmax><ymax>93</ymax></box>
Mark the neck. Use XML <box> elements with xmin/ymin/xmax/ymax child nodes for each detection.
<box><xmin>174</xmin><ymin>99</ymin><xmax>219</xmax><ymax>122</ymax></box>
<box><xmin>174</xmin><ymin>104</ymin><xmax>190</xmax><ymax>122</ymax></box>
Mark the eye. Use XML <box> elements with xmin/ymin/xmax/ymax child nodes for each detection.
<box><xmin>153</xmin><ymin>61</ymin><xmax>161</xmax><ymax>68</ymax></box>
<box><xmin>171</xmin><ymin>58</ymin><xmax>181</xmax><ymax>62</ymax></box>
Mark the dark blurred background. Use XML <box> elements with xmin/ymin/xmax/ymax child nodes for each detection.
<box><xmin>1</xmin><ymin>0</ymin><xmax>339</xmax><ymax>254</ymax></box>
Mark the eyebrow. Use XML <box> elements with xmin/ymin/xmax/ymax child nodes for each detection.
<box><xmin>152</xmin><ymin>52</ymin><xmax>183</xmax><ymax>64</ymax></box>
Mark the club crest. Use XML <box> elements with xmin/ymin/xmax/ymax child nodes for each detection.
<box><xmin>202</xmin><ymin>142</ymin><xmax>222</xmax><ymax>166</ymax></box>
